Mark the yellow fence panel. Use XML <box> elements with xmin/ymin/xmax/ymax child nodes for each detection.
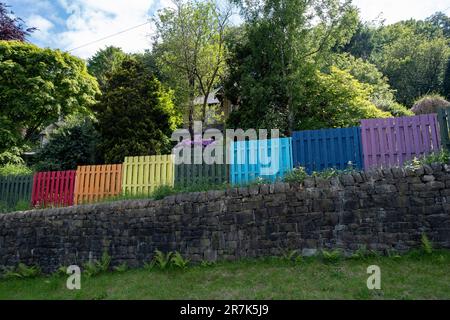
<box><xmin>74</xmin><ymin>164</ymin><xmax>123</xmax><ymax>205</ymax></box>
<box><xmin>122</xmin><ymin>155</ymin><xmax>174</xmax><ymax>195</ymax></box>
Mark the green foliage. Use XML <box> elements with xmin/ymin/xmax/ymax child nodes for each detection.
<box><xmin>200</xmin><ymin>260</ymin><xmax>216</xmax><ymax>268</ymax></box>
<box><xmin>0</xmin><ymin>41</ymin><xmax>99</xmax><ymax>158</ymax></box>
<box><xmin>153</xmin><ymin>250</ymin><xmax>173</xmax><ymax>270</ymax></box>
<box><xmin>152</xmin><ymin>185</ymin><xmax>176</xmax><ymax>200</ymax></box>
<box><xmin>372</xmin><ymin>24</ymin><xmax>450</xmax><ymax>106</ymax></box>
<box><xmin>113</xmin><ymin>263</ymin><xmax>128</xmax><ymax>273</ymax></box>
<box><xmin>95</xmin><ymin>57</ymin><xmax>181</xmax><ymax>163</ymax></box>
<box><xmin>281</xmin><ymin>249</ymin><xmax>303</xmax><ymax>265</ymax></box>
<box><xmin>225</xmin><ymin>0</ymin><xmax>358</xmax><ymax>134</ymax></box>
<box><xmin>444</xmin><ymin>59</ymin><xmax>450</xmax><ymax>99</ymax></box>
<box><xmin>283</xmin><ymin>167</ymin><xmax>308</xmax><ymax>184</ymax></box>
<box><xmin>87</xmin><ymin>46</ymin><xmax>127</xmax><ymax>90</ymax></box>
<box><xmin>154</xmin><ymin>0</ymin><xmax>230</xmax><ymax>131</ymax></box>
<box><xmin>33</xmin><ymin>117</ymin><xmax>100</xmax><ymax>171</ymax></box>
<box><xmin>2</xmin><ymin>263</ymin><xmax>41</xmax><ymax>279</ymax></box>
<box><xmin>332</xmin><ymin>53</ymin><xmax>413</xmax><ymax>116</ymax></box>
<box><xmin>83</xmin><ymin>251</ymin><xmax>111</xmax><ymax>277</ymax></box>
<box><xmin>411</xmin><ymin>94</ymin><xmax>450</xmax><ymax>115</ymax></box>
<box><xmin>294</xmin><ymin>67</ymin><xmax>391</xmax><ymax>130</ymax></box>
<box><xmin>404</xmin><ymin>149</ymin><xmax>450</xmax><ymax>169</ymax></box>
<box><xmin>0</xmin><ymin>163</ymin><xmax>32</xmax><ymax>176</ymax></box>
<box><xmin>321</xmin><ymin>249</ymin><xmax>343</xmax><ymax>264</ymax></box>
<box><xmin>421</xmin><ymin>234</ymin><xmax>433</xmax><ymax>255</ymax></box>
<box><xmin>171</xmin><ymin>252</ymin><xmax>190</xmax><ymax>270</ymax></box>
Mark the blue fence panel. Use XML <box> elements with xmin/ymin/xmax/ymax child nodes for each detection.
<box><xmin>292</xmin><ymin>127</ymin><xmax>363</xmax><ymax>174</ymax></box>
<box><xmin>230</xmin><ymin>138</ymin><xmax>293</xmax><ymax>185</ymax></box>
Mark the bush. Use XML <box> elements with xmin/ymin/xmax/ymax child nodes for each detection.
<box><xmin>283</xmin><ymin>167</ymin><xmax>308</xmax><ymax>183</ymax></box>
<box><xmin>0</xmin><ymin>163</ymin><xmax>32</xmax><ymax>176</ymax></box>
<box><xmin>33</xmin><ymin>118</ymin><xmax>100</xmax><ymax>171</ymax></box>
<box><xmin>411</xmin><ymin>94</ymin><xmax>450</xmax><ymax>115</ymax></box>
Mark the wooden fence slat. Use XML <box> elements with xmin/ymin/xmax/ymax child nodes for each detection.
<box><xmin>122</xmin><ymin>155</ymin><xmax>174</xmax><ymax>195</ymax></box>
<box><xmin>292</xmin><ymin>127</ymin><xmax>364</xmax><ymax>174</ymax></box>
<box><xmin>31</xmin><ymin>170</ymin><xmax>75</xmax><ymax>208</ymax></box>
<box><xmin>0</xmin><ymin>175</ymin><xmax>33</xmax><ymax>211</ymax></box>
<box><xmin>360</xmin><ymin>114</ymin><xmax>441</xmax><ymax>169</ymax></box>
<box><xmin>74</xmin><ymin>164</ymin><xmax>123</xmax><ymax>205</ymax></box>
<box><xmin>230</xmin><ymin>138</ymin><xmax>293</xmax><ymax>185</ymax></box>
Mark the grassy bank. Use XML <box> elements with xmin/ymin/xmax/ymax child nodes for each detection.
<box><xmin>1</xmin><ymin>250</ymin><xmax>449</xmax><ymax>300</ymax></box>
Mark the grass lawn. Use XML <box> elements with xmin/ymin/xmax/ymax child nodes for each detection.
<box><xmin>0</xmin><ymin>251</ymin><xmax>449</xmax><ymax>300</ymax></box>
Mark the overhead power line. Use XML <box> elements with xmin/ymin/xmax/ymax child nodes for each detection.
<box><xmin>67</xmin><ymin>21</ymin><xmax>153</xmax><ymax>53</ymax></box>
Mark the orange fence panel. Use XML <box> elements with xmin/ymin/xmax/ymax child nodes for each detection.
<box><xmin>74</xmin><ymin>164</ymin><xmax>123</xmax><ymax>205</ymax></box>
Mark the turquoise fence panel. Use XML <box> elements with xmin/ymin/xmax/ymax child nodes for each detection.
<box><xmin>230</xmin><ymin>138</ymin><xmax>293</xmax><ymax>185</ymax></box>
<box><xmin>292</xmin><ymin>127</ymin><xmax>363</xmax><ymax>174</ymax></box>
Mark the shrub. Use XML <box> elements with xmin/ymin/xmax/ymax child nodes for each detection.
<box><xmin>0</xmin><ymin>163</ymin><xmax>32</xmax><ymax>176</ymax></box>
<box><xmin>411</xmin><ymin>94</ymin><xmax>450</xmax><ymax>115</ymax></box>
<box><xmin>283</xmin><ymin>167</ymin><xmax>308</xmax><ymax>183</ymax></box>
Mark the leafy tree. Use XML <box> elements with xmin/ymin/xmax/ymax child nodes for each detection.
<box><xmin>0</xmin><ymin>2</ymin><xmax>35</xmax><ymax>41</ymax></box>
<box><xmin>95</xmin><ymin>58</ymin><xmax>181</xmax><ymax>163</ymax></box>
<box><xmin>33</xmin><ymin>118</ymin><xmax>100</xmax><ymax>171</ymax></box>
<box><xmin>153</xmin><ymin>0</ymin><xmax>231</xmax><ymax>136</ymax></box>
<box><xmin>292</xmin><ymin>67</ymin><xmax>391</xmax><ymax>130</ymax></box>
<box><xmin>340</xmin><ymin>21</ymin><xmax>376</xmax><ymax>60</ymax></box>
<box><xmin>444</xmin><ymin>58</ymin><xmax>450</xmax><ymax>99</ymax></box>
<box><xmin>225</xmin><ymin>0</ymin><xmax>358</xmax><ymax>134</ymax></box>
<box><xmin>87</xmin><ymin>46</ymin><xmax>127</xmax><ymax>90</ymax></box>
<box><xmin>372</xmin><ymin>29</ymin><xmax>450</xmax><ymax>106</ymax></box>
<box><xmin>427</xmin><ymin>12</ymin><xmax>450</xmax><ymax>38</ymax></box>
<box><xmin>411</xmin><ymin>94</ymin><xmax>450</xmax><ymax>115</ymax></box>
<box><xmin>332</xmin><ymin>53</ymin><xmax>412</xmax><ymax>116</ymax></box>
<box><xmin>0</xmin><ymin>41</ymin><xmax>99</xmax><ymax>159</ymax></box>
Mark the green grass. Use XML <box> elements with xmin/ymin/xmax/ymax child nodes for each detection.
<box><xmin>1</xmin><ymin>250</ymin><xmax>449</xmax><ymax>300</ymax></box>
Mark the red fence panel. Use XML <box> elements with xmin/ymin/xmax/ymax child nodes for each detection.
<box><xmin>31</xmin><ymin>170</ymin><xmax>76</xmax><ymax>208</ymax></box>
<box><xmin>361</xmin><ymin>114</ymin><xmax>441</xmax><ymax>169</ymax></box>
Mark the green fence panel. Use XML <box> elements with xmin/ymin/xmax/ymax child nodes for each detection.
<box><xmin>0</xmin><ymin>175</ymin><xmax>33</xmax><ymax>212</ymax></box>
<box><xmin>174</xmin><ymin>147</ymin><xmax>228</xmax><ymax>187</ymax></box>
<box><xmin>438</xmin><ymin>108</ymin><xmax>450</xmax><ymax>151</ymax></box>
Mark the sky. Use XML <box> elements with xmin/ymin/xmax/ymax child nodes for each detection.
<box><xmin>6</xmin><ymin>0</ymin><xmax>450</xmax><ymax>60</ymax></box>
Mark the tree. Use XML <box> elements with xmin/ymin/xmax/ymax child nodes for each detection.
<box><xmin>0</xmin><ymin>2</ymin><xmax>35</xmax><ymax>41</ymax></box>
<box><xmin>293</xmin><ymin>67</ymin><xmax>391</xmax><ymax>130</ymax></box>
<box><xmin>153</xmin><ymin>0</ymin><xmax>231</xmax><ymax>137</ymax></box>
<box><xmin>225</xmin><ymin>0</ymin><xmax>358</xmax><ymax>134</ymax></box>
<box><xmin>87</xmin><ymin>46</ymin><xmax>127</xmax><ymax>91</ymax></box>
<box><xmin>444</xmin><ymin>58</ymin><xmax>450</xmax><ymax>99</ymax></box>
<box><xmin>95</xmin><ymin>58</ymin><xmax>181</xmax><ymax>163</ymax></box>
<box><xmin>0</xmin><ymin>41</ymin><xmax>99</xmax><ymax>158</ymax></box>
<box><xmin>332</xmin><ymin>53</ymin><xmax>412</xmax><ymax>116</ymax></box>
<box><xmin>33</xmin><ymin>118</ymin><xmax>100</xmax><ymax>171</ymax></box>
<box><xmin>427</xmin><ymin>12</ymin><xmax>450</xmax><ymax>38</ymax></box>
<box><xmin>372</xmin><ymin>28</ymin><xmax>450</xmax><ymax>106</ymax></box>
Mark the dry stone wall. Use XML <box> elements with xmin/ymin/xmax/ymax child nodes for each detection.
<box><xmin>1</xmin><ymin>164</ymin><xmax>450</xmax><ymax>272</ymax></box>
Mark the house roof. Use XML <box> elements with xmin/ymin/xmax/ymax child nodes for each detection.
<box><xmin>193</xmin><ymin>87</ymin><xmax>221</xmax><ymax>105</ymax></box>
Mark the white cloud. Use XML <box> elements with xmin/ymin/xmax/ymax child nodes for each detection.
<box><xmin>353</xmin><ymin>0</ymin><xmax>450</xmax><ymax>24</ymax></box>
<box><xmin>54</xmin><ymin>0</ymin><xmax>169</xmax><ymax>59</ymax></box>
<box><xmin>27</xmin><ymin>15</ymin><xmax>54</xmax><ymax>42</ymax></box>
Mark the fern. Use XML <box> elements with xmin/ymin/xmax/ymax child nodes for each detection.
<box><xmin>2</xmin><ymin>263</ymin><xmax>41</xmax><ymax>279</ymax></box>
<box><xmin>322</xmin><ymin>249</ymin><xmax>342</xmax><ymax>264</ymax></box>
<box><xmin>421</xmin><ymin>234</ymin><xmax>433</xmax><ymax>255</ymax></box>
<box><xmin>113</xmin><ymin>263</ymin><xmax>128</xmax><ymax>273</ymax></box>
<box><xmin>153</xmin><ymin>250</ymin><xmax>173</xmax><ymax>270</ymax></box>
<box><xmin>171</xmin><ymin>252</ymin><xmax>190</xmax><ymax>269</ymax></box>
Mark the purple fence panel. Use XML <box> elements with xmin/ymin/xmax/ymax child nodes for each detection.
<box><xmin>361</xmin><ymin>114</ymin><xmax>441</xmax><ymax>169</ymax></box>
